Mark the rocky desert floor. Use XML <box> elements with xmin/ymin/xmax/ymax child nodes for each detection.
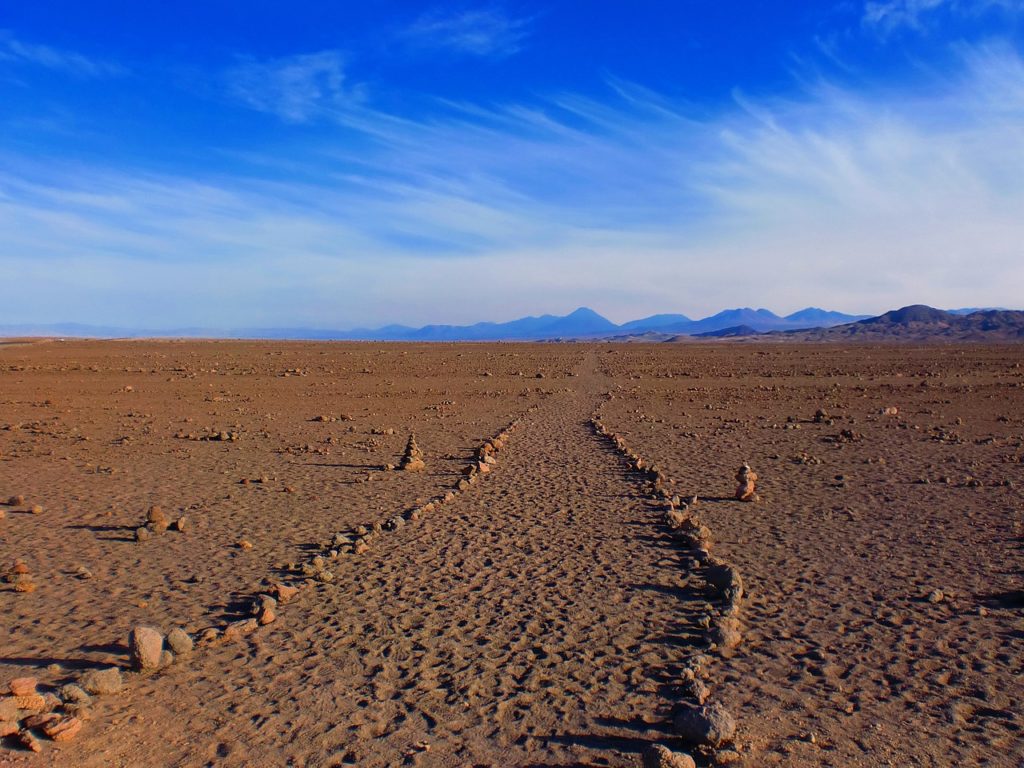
<box><xmin>0</xmin><ymin>340</ymin><xmax>1021</xmax><ymax>767</ymax></box>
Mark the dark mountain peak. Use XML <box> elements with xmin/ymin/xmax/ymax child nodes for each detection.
<box><xmin>618</xmin><ymin>313</ymin><xmax>692</xmax><ymax>332</ymax></box>
<box><xmin>565</xmin><ymin>306</ymin><xmax>603</xmax><ymax>319</ymax></box>
<box><xmin>694</xmin><ymin>324</ymin><xmax>760</xmax><ymax>338</ymax></box>
<box><xmin>861</xmin><ymin>305</ymin><xmax>953</xmax><ymax>326</ymax></box>
<box><xmin>539</xmin><ymin>308</ymin><xmax>617</xmax><ymax>337</ymax></box>
<box><xmin>785</xmin><ymin>307</ymin><xmax>826</xmax><ymax>319</ymax></box>
<box><xmin>777</xmin><ymin>305</ymin><xmax>1024</xmax><ymax>342</ymax></box>
<box><xmin>707</xmin><ymin>307</ymin><xmax>781</xmax><ymax>320</ymax></box>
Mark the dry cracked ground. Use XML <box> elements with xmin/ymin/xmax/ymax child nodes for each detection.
<box><xmin>1</xmin><ymin>340</ymin><xmax>1022</xmax><ymax>767</ymax></box>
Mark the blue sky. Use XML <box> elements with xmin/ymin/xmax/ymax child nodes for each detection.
<box><xmin>2</xmin><ymin>1</ymin><xmax>1023</xmax><ymax>328</ymax></box>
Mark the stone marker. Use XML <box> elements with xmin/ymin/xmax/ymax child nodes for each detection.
<box><xmin>79</xmin><ymin>667</ymin><xmax>123</xmax><ymax>696</ymax></box>
<box><xmin>673</xmin><ymin>702</ymin><xmax>737</xmax><ymax>748</ymax></box>
<box><xmin>129</xmin><ymin>626</ymin><xmax>164</xmax><ymax>671</ymax></box>
<box><xmin>643</xmin><ymin>744</ymin><xmax>697</xmax><ymax>768</ymax></box>
<box><xmin>399</xmin><ymin>434</ymin><xmax>426</xmax><ymax>471</ymax></box>
<box><xmin>735</xmin><ymin>463</ymin><xmax>759</xmax><ymax>502</ymax></box>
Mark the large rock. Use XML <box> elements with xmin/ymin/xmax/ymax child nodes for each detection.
<box><xmin>673</xmin><ymin>703</ymin><xmax>736</xmax><ymax>748</ymax></box>
<box><xmin>710</xmin><ymin>617</ymin><xmax>743</xmax><ymax>651</ymax></box>
<box><xmin>272</xmin><ymin>583</ymin><xmax>299</xmax><ymax>603</ymax></box>
<box><xmin>13</xmin><ymin>694</ymin><xmax>47</xmax><ymax>711</ymax></box>
<box><xmin>0</xmin><ymin>697</ymin><xmax>20</xmax><ymax>722</ymax></box>
<box><xmin>59</xmin><ymin>684</ymin><xmax>91</xmax><ymax>706</ymax></box>
<box><xmin>705</xmin><ymin>563</ymin><xmax>743</xmax><ymax>602</ymax></box>
<box><xmin>129</xmin><ymin>626</ymin><xmax>165</xmax><ymax>671</ymax></box>
<box><xmin>257</xmin><ymin>604</ymin><xmax>276</xmax><ymax>625</ymax></box>
<box><xmin>643</xmin><ymin>744</ymin><xmax>696</xmax><ymax>768</ymax></box>
<box><xmin>44</xmin><ymin>715</ymin><xmax>83</xmax><ymax>742</ymax></box>
<box><xmin>79</xmin><ymin>667</ymin><xmax>123</xmax><ymax>696</ymax></box>
<box><xmin>166</xmin><ymin>628</ymin><xmax>194</xmax><ymax>656</ymax></box>
<box><xmin>147</xmin><ymin>506</ymin><xmax>165</xmax><ymax>523</ymax></box>
<box><xmin>8</xmin><ymin>677</ymin><xmax>37</xmax><ymax>696</ymax></box>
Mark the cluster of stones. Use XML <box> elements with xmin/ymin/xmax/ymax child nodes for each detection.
<box><xmin>128</xmin><ymin>625</ymin><xmax>195</xmax><ymax>671</ymax></box>
<box><xmin>734</xmin><ymin>463</ymin><xmax>758</xmax><ymax>502</ymax></box>
<box><xmin>398</xmin><ymin>434</ymin><xmax>426</xmax><ymax>472</ymax></box>
<box><xmin>8</xmin><ymin>624</ymin><xmax>196</xmax><ymax>751</ymax></box>
<box><xmin>3</xmin><ymin>559</ymin><xmax>37</xmax><ymax>593</ymax></box>
<box><xmin>463</xmin><ymin>438</ymin><xmax>499</xmax><ymax>479</ymax></box>
<box><xmin>135</xmin><ymin>505</ymin><xmax>187</xmax><ymax>542</ymax></box>
<box><xmin>205</xmin><ymin>430</ymin><xmax>240</xmax><ymax>442</ymax></box>
<box><xmin>1</xmin><ymin>494</ymin><xmax>43</xmax><ymax>522</ymax></box>
<box><xmin>0</xmin><ymin>676</ymin><xmax>90</xmax><ymax>752</ymax></box>
<box><xmin>311</xmin><ymin>414</ymin><xmax>352</xmax><ymax>423</ymax></box>
<box><xmin>590</xmin><ymin>404</ymin><xmax>745</xmax><ymax>766</ymax></box>
<box><xmin>173</xmin><ymin>429</ymin><xmax>240</xmax><ymax>441</ymax></box>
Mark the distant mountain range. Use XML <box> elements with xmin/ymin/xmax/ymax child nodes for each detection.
<box><xmin>774</xmin><ymin>305</ymin><xmax>1024</xmax><ymax>342</ymax></box>
<box><xmin>1</xmin><ymin>305</ymin><xmax>1020</xmax><ymax>342</ymax></box>
<box><xmin>0</xmin><ymin>306</ymin><xmax>870</xmax><ymax>341</ymax></box>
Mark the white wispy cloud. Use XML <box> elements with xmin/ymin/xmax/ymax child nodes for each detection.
<box><xmin>0</xmin><ymin>31</ymin><xmax>126</xmax><ymax>78</ymax></box>
<box><xmin>863</xmin><ymin>0</ymin><xmax>945</xmax><ymax>30</ymax></box>
<box><xmin>863</xmin><ymin>0</ymin><xmax>1023</xmax><ymax>32</ymax></box>
<box><xmin>401</xmin><ymin>7</ymin><xmax>531</xmax><ymax>57</ymax></box>
<box><xmin>225</xmin><ymin>50</ymin><xmax>364</xmax><ymax>122</ymax></box>
<box><xmin>2</xmin><ymin>45</ymin><xmax>1023</xmax><ymax>327</ymax></box>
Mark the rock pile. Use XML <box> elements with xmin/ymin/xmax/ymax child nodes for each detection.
<box><xmin>643</xmin><ymin>743</ymin><xmax>697</xmax><ymax>768</ymax></box>
<box><xmin>136</xmin><ymin>505</ymin><xmax>187</xmax><ymax>541</ymax></box>
<box><xmin>813</xmin><ymin>408</ymin><xmax>833</xmax><ymax>425</ymax></box>
<box><xmin>399</xmin><ymin>434</ymin><xmax>426</xmax><ymax>472</ymax></box>
<box><xmin>3</xmin><ymin>559</ymin><xmax>37</xmax><ymax>593</ymax></box>
<box><xmin>1</xmin><ymin>676</ymin><xmax>86</xmax><ymax>752</ymax></box>
<box><xmin>127</xmin><ymin>625</ymin><xmax>194</xmax><ymax>671</ymax></box>
<box><xmin>734</xmin><ymin>463</ymin><xmax>758</xmax><ymax>502</ymax></box>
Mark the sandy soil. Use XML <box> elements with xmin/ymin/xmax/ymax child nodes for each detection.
<box><xmin>1</xmin><ymin>341</ymin><xmax>1021</xmax><ymax>766</ymax></box>
<box><xmin>597</xmin><ymin>344</ymin><xmax>1024</xmax><ymax>767</ymax></box>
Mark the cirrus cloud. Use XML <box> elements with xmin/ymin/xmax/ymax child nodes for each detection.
<box><xmin>1</xmin><ymin>45</ymin><xmax>1022</xmax><ymax>327</ymax></box>
<box><xmin>401</xmin><ymin>7</ymin><xmax>532</xmax><ymax>58</ymax></box>
<box><xmin>0</xmin><ymin>30</ymin><xmax>126</xmax><ymax>78</ymax></box>
<box><xmin>225</xmin><ymin>50</ymin><xmax>365</xmax><ymax>123</ymax></box>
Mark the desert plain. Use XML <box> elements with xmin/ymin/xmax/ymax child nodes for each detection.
<box><xmin>0</xmin><ymin>339</ymin><xmax>1021</xmax><ymax>767</ymax></box>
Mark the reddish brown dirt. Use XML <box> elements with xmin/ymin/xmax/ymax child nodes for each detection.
<box><xmin>597</xmin><ymin>344</ymin><xmax>1024</xmax><ymax>767</ymax></box>
<box><xmin>1</xmin><ymin>341</ymin><xmax>1021</xmax><ymax>767</ymax></box>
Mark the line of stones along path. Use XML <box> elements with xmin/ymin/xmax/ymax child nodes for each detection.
<box><xmin>64</xmin><ymin>358</ymin><xmax>706</xmax><ymax>768</ymax></box>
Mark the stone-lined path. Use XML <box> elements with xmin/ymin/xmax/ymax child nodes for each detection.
<box><xmin>63</xmin><ymin>360</ymin><xmax>707</xmax><ymax>767</ymax></box>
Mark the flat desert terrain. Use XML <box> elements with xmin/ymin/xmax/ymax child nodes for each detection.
<box><xmin>1</xmin><ymin>340</ymin><xmax>1021</xmax><ymax>767</ymax></box>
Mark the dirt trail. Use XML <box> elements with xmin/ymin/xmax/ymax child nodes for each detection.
<box><xmin>63</xmin><ymin>358</ymin><xmax>701</xmax><ymax>767</ymax></box>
